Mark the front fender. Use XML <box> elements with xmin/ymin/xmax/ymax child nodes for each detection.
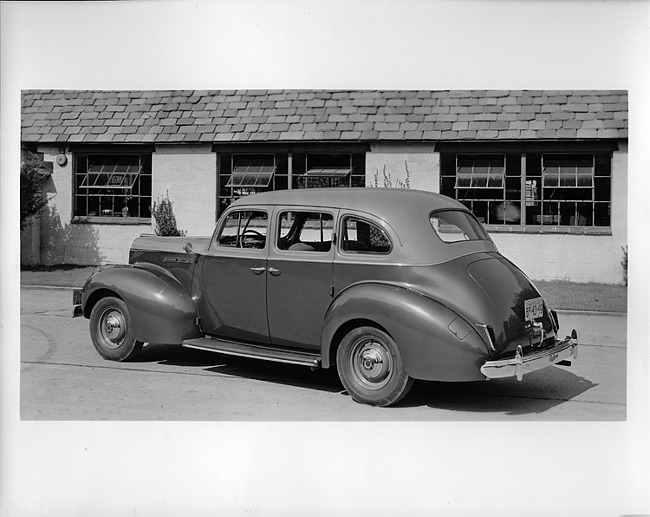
<box><xmin>321</xmin><ymin>283</ymin><xmax>491</xmax><ymax>381</ymax></box>
<box><xmin>82</xmin><ymin>265</ymin><xmax>201</xmax><ymax>344</ymax></box>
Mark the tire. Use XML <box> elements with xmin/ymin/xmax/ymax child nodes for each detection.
<box><xmin>336</xmin><ymin>326</ymin><xmax>413</xmax><ymax>407</ymax></box>
<box><xmin>89</xmin><ymin>296</ymin><xmax>143</xmax><ymax>361</ymax></box>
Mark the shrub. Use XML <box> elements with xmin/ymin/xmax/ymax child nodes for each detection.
<box><xmin>621</xmin><ymin>245</ymin><xmax>628</xmax><ymax>286</ymax></box>
<box><xmin>151</xmin><ymin>191</ymin><xmax>185</xmax><ymax>237</ymax></box>
<box><xmin>20</xmin><ymin>147</ymin><xmax>50</xmax><ymax>229</ymax></box>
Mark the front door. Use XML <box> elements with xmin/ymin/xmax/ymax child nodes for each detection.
<box><xmin>266</xmin><ymin>209</ymin><xmax>337</xmax><ymax>350</ymax></box>
<box><xmin>197</xmin><ymin>209</ymin><xmax>270</xmax><ymax>344</ymax></box>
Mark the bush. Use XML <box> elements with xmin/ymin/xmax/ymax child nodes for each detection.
<box><xmin>621</xmin><ymin>245</ymin><xmax>628</xmax><ymax>286</ymax></box>
<box><xmin>151</xmin><ymin>191</ymin><xmax>185</xmax><ymax>237</ymax></box>
<box><xmin>20</xmin><ymin>147</ymin><xmax>50</xmax><ymax>229</ymax></box>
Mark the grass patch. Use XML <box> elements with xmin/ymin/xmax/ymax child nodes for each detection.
<box><xmin>21</xmin><ymin>265</ymin><xmax>98</xmax><ymax>288</ymax></box>
<box><xmin>535</xmin><ymin>280</ymin><xmax>627</xmax><ymax>313</ymax></box>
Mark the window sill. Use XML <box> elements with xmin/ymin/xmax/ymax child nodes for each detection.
<box><xmin>72</xmin><ymin>216</ymin><xmax>152</xmax><ymax>225</ymax></box>
<box><xmin>485</xmin><ymin>225</ymin><xmax>612</xmax><ymax>235</ymax></box>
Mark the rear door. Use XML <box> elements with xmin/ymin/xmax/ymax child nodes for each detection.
<box><xmin>266</xmin><ymin>208</ymin><xmax>338</xmax><ymax>350</ymax></box>
<box><xmin>196</xmin><ymin>208</ymin><xmax>270</xmax><ymax>344</ymax></box>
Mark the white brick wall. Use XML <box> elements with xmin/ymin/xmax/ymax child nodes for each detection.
<box><xmin>152</xmin><ymin>144</ymin><xmax>217</xmax><ymax>237</ymax></box>
<box><xmin>366</xmin><ymin>143</ymin><xmax>439</xmax><ymax>190</ymax></box>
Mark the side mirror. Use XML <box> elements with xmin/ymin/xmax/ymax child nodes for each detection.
<box><xmin>183</xmin><ymin>242</ymin><xmax>193</xmax><ymax>254</ymax></box>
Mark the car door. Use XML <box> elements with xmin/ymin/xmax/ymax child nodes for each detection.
<box><xmin>196</xmin><ymin>208</ymin><xmax>271</xmax><ymax>344</ymax></box>
<box><xmin>266</xmin><ymin>208</ymin><xmax>338</xmax><ymax>350</ymax></box>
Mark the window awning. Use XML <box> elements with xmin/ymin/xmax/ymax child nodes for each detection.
<box><xmin>455</xmin><ymin>156</ymin><xmax>504</xmax><ymax>189</ymax></box>
<box><xmin>455</xmin><ymin>172</ymin><xmax>504</xmax><ymax>189</ymax></box>
<box><xmin>543</xmin><ymin>171</ymin><xmax>593</xmax><ymax>187</ymax></box>
<box><xmin>226</xmin><ymin>160</ymin><xmax>276</xmax><ymax>187</ymax></box>
<box><xmin>542</xmin><ymin>155</ymin><xmax>594</xmax><ymax>188</ymax></box>
<box><xmin>81</xmin><ymin>156</ymin><xmax>141</xmax><ymax>189</ymax></box>
<box><xmin>304</xmin><ymin>167</ymin><xmax>351</xmax><ymax>178</ymax></box>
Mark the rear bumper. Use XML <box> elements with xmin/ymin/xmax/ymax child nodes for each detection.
<box><xmin>480</xmin><ymin>331</ymin><xmax>578</xmax><ymax>381</ymax></box>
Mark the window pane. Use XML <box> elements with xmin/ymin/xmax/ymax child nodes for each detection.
<box><xmin>216</xmin><ymin>210</ymin><xmax>267</xmax><ymax>249</ymax></box>
<box><xmin>594</xmin><ymin>203</ymin><xmax>611</xmax><ymax>226</ymax></box>
<box><xmin>342</xmin><ymin>217</ymin><xmax>392</xmax><ymax>254</ymax></box>
<box><xmin>277</xmin><ymin>211</ymin><xmax>334</xmax><ymax>252</ymax></box>
<box><xmin>430</xmin><ymin>210</ymin><xmax>489</xmax><ymax>243</ymax></box>
<box><xmin>492</xmin><ymin>201</ymin><xmax>521</xmax><ymax>224</ymax></box>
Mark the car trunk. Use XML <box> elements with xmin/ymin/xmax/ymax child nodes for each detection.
<box><xmin>467</xmin><ymin>255</ymin><xmax>556</xmax><ymax>358</ymax></box>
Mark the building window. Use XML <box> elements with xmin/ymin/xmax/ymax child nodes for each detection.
<box><xmin>292</xmin><ymin>153</ymin><xmax>365</xmax><ymax>189</ymax></box>
<box><xmin>217</xmin><ymin>150</ymin><xmax>366</xmax><ymax>215</ymax></box>
<box><xmin>441</xmin><ymin>149</ymin><xmax>612</xmax><ymax>229</ymax></box>
<box><xmin>73</xmin><ymin>153</ymin><xmax>152</xmax><ymax>220</ymax></box>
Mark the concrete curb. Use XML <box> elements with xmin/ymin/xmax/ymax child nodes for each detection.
<box><xmin>556</xmin><ymin>309</ymin><xmax>627</xmax><ymax>317</ymax></box>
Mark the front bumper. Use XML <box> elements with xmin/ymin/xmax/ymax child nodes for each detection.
<box><xmin>480</xmin><ymin>330</ymin><xmax>578</xmax><ymax>381</ymax></box>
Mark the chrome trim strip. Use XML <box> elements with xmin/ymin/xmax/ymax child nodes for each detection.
<box><xmin>183</xmin><ymin>343</ymin><xmax>320</xmax><ymax>367</ymax></box>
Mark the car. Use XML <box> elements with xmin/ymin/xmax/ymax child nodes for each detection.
<box><xmin>73</xmin><ymin>188</ymin><xmax>578</xmax><ymax>407</ymax></box>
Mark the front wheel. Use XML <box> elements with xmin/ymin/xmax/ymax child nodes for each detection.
<box><xmin>89</xmin><ymin>296</ymin><xmax>143</xmax><ymax>361</ymax></box>
<box><xmin>336</xmin><ymin>326</ymin><xmax>413</xmax><ymax>407</ymax></box>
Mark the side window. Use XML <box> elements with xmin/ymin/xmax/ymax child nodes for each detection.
<box><xmin>341</xmin><ymin>216</ymin><xmax>392</xmax><ymax>254</ymax></box>
<box><xmin>277</xmin><ymin>211</ymin><xmax>334</xmax><ymax>252</ymax></box>
<box><xmin>214</xmin><ymin>210</ymin><xmax>268</xmax><ymax>249</ymax></box>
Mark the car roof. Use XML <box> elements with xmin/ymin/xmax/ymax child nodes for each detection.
<box><xmin>228</xmin><ymin>188</ymin><xmax>496</xmax><ymax>264</ymax></box>
<box><xmin>230</xmin><ymin>188</ymin><xmax>466</xmax><ymax>217</ymax></box>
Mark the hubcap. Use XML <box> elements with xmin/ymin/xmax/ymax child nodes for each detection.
<box><xmin>350</xmin><ymin>339</ymin><xmax>393</xmax><ymax>390</ymax></box>
<box><xmin>100</xmin><ymin>309</ymin><xmax>126</xmax><ymax>349</ymax></box>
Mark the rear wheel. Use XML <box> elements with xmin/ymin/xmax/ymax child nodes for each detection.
<box><xmin>89</xmin><ymin>296</ymin><xmax>143</xmax><ymax>361</ymax></box>
<box><xmin>336</xmin><ymin>326</ymin><xmax>413</xmax><ymax>407</ymax></box>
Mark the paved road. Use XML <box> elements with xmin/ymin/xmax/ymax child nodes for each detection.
<box><xmin>20</xmin><ymin>287</ymin><xmax>626</xmax><ymax>421</ymax></box>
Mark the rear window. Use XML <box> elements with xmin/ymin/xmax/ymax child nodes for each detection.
<box><xmin>430</xmin><ymin>210</ymin><xmax>489</xmax><ymax>243</ymax></box>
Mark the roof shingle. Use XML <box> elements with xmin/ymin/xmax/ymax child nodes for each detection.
<box><xmin>21</xmin><ymin>89</ymin><xmax>628</xmax><ymax>144</ymax></box>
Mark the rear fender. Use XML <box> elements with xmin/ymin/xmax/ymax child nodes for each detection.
<box><xmin>82</xmin><ymin>265</ymin><xmax>201</xmax><ymax>345</ymax></box>
<box><xmin>321</xmin><ymin>283</ymin><xmax>491</xmax><ymax>381</ymax></box>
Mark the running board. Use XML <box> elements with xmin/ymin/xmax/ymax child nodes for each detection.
<box><xmin>182</xmin><ymin>337</ymin><xmax>322</xmax><ymax>369</ymax></box>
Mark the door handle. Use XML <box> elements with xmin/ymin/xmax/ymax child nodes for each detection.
<box><xmin>268</xmin><ymin>267</ymin><xmax>281</xmax><ymax>276</ymax></box>
<box><xmin>249</xmin><ymin>266</ymin><xmax>266</xmax><ymax>275</ymax></box>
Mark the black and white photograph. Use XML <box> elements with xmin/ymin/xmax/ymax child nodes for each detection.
<box><xmin>2</xmin><ymin>1</ymin><xmax>649</xmax><ymax>516</ymax></box>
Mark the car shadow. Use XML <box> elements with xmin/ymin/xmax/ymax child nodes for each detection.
<box><xmin>133</xmin><ymin>345</ymin><xmax>599</xmax><ymax>415</ymax></box>
<box><xmin>134</xmin><ymin>343</ymin><xmax>345</xmax><ymax>394</ymax></box>
<box><xmin>401</xmin><ymin>366</ymin><xmax>599</xmax><ymax>416</ymax></box>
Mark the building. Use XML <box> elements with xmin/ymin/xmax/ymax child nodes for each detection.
<box><xmin>20</xmin><ymin>89</ymin><xmax>628</xmax><ymax>284</ymax></box>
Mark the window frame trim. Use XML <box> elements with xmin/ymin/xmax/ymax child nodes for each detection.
<box><xmin>210</xmin><ymin>207</ymin><xmax>270</xmax><ymax>252</ymax></box>
<box><xmin>71</xmin><ymin>149</ymin><xmax>153</xmax><ymax>223</ymax></box>
<box><xmin>274</xmin><ymin>208</ymin><xmax>337</xmax><ymax>255</ymax></box>
<box><xmin>439</xmin><ymin>144</ymin><xmax>614</xmax><ymax>233</ymax></box>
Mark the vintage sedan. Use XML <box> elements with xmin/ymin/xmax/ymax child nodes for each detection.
<box><xmin>73</xmin><ymin>188</ymin><xmax>578</xmax><ymax>406</ymax></box>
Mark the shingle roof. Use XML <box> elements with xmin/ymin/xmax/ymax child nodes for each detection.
<box><xmin>21</xmin><ymin>89</ymin><xmax>628</xmax><ymax>144</ymax></box>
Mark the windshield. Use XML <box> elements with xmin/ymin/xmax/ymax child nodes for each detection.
<box><xmin>430</xmin><ymin>210</ymin><xmax>490</xmax><ymax>243</ymax></box>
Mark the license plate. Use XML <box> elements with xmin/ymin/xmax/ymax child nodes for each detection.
<box><xmin>524</xmin><ymin>297</ymin><xmax>544</xmax><ymax>320</ymax></box>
